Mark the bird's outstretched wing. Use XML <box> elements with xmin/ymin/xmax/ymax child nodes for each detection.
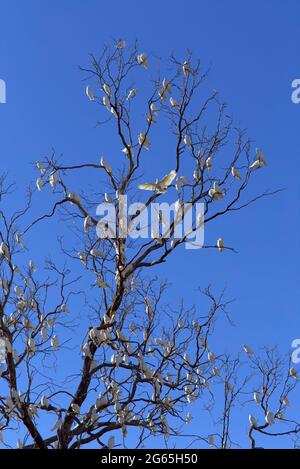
<box><xmin>160</xmin><ymin>170</ymin><xmax>176</xmax><ymax>187</ymax></box>
<box><xmin>138</xmin><ymin>183</ymin><xmax>157</xmax><ymax>191</ymax></box>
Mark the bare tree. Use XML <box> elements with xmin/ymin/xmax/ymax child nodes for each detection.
<box><xmin>0</xmin><ymin>41</ymin><xmax>298</xmax><ymax>449</ymax></box>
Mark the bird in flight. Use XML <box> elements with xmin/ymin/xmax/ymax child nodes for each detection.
<box><xmin>138</xmin><ymin>170</ymin><xmax>176</xmax><ymax>193</ymax></box>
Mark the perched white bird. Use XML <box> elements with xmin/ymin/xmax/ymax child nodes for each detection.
<box><xmin>183</xmin><ymin>353</ymin><xmax>190</xmax><ymax>363</ymax></box>
<box><xmin>14</xmin><ymin>285</ymin><xmax>23</xmax><ymax>298</ymax></box>
<box><xmin>208</xmin><ymin>351</ymin><xmax>216</xmax><ymax>363</ymax></box>
<box><xmin>71</xmin><ymin>403</ymin><xmax>80</xmax><ymax>414</ymax></box>
<box><xmin>137</xmin><ymin>52</ymin><xmax>148</xmax><ymax>68</ymax></box>
<box><xmin>49</xmin><ymin>171</ymin><xmax>58</xmax><ymax>187</ymax></box>
<box><xmin>127</xmin><ymin>88</ymin><xmax>137</xmax><ymax>100</ymax></box>
<box><xmin>0</xmin><ymin>242</ymin><xmax>10</xmax><ymax>261</ymax></box>
<box><xmin>103</xmin><ymin>83</ymin><xmax>111</xmax><ymax>96</ymax></box>
<box><xmin>212</xmin><ymin>367</ymin><xmax>220</xmax><ymax>377</ymax></box>
<box><xmin>27</xmin><ymin>337</ymin><xmax>36</xmax><ymax>354</ymax></box>
<box><xmin>208</xmin><ymin>182</ymin><xmax>224</xmax><ymax>201</ymax></box>
<box><xmin>86</xmin><ymin>85</ymin><xmax>94</xmax><ymax>101</ymax></box>
<box><xmin>107</xmin><ymin>435</ymin><xmax>115</xmax><ymax>449</ymax></box>
<box><xmin>102</xmin><ymin>95</ymin><xmax>110</xmax><ymax>110</ymax></box>
<box><xmin>15</xmin><ymin>233</ymin><xmax>25</xmax><ymax>249</ymax></box>
<box><xmin>289</xmin><ymin>367</ymin><xmax>298</xmax><ymax>379</ymax></box>
<box><xmin>29</xmin><ymin>260</ymin><xmax>37</xmax><ymax>272</ymax></box>
<box><xmin>100</xmin><ymin>157</ymin><xmax>112</xmax><ymax>174</ymax></box>
<box><xmin>217</xmin><ymin>238</ymin><xmax>224</xmax><ymax>253</ymax></box>
<box><xmin>243</xmin><ymin>344</ymin><xmax>254</xmax><ymax>356</ymax></box>
<box><xmin>150</xmin><ymin>103</ymin><xmax>158</xmax><ymax>113</ymax></box>
<box><xmin>68</xmin><ymin>192</ymin><xmax>81</xmax><ymax>205</ymax></box>
<box><xmin>145</xmin><ymin>297</ymin><xmax>154</xmax><ymax>320</ymax></box>
<box><xmin>83</xmin><ymin>216</ymin><xmax>92</xmax><ymax>233</ymax></box>
<box><xmin>249</xmin><ymin>148</ymin><xmax>267</xmax><ymax>170</ymax></box>
<box><xmin>282</xmin><ymin>396</ymin><xmax>290</xmax><ymax>407</ymax></box>
<box><xmin>265</xmin><ymin>410</ymin><xmax>275</xmax><ymax>426</ymax></box>
<box><xmin>206</xmin><ymin>157</ymin><xmax>212</xmax><ymax>171</ymax></box>
<box><xmin>36</xmin><ymin>178</ymin><xmax>43</xmax><ymax>191</ymax></box>
<box><xmin>183</xmin><ymin>61</ymin><xmax>190</xmax><ymax>77</ymax></box>
<box><xmin>116</xmin><ymin>40</ymin><xmax>126</xmax><ymax>49</ymax></box>
<box><xmin>138</xmin><ymin>170</ymin><xmax>176</xmax><ymax>193</ymax></box>
<box><xmin>51</xmin><ymin>335</ymin><xmax>59</xmax><ymax>351</ymax></box>
<box><xmin>249</xmin><ymin>414</ymin><xmax>257</xmax><ymax>427</ymax></box>
<box><xmin>36</xmin><ymin>161</ymin><xmax>46</xmax><ymax>175</ymax></box>
<box><xmin>40</xmin><ymin>395</ymin><xmax>48</xmax><ymax>407</ymax></box>
<box><xmin>138</xmin><ymin>132</ymin><xmax>151</xmax><ymax>149</ymax></box>
<box><xmin>231</xmin><ymin>166</ymin><xmax>241</xmax><ymax>180</ymax></box>
<box><xmin>162</xmin><ymin>78</ymin><xmax>172</xmax><ymax>94</ymax></box>
<box><xmin>95</xmin><ymin>277</ymin><xmax>109</xmax><ymax>289</ymax></box>
<box><xmin>253</xmin><ymin>391</ymin><xmax>260</xmax><ymax>404</ymax></box>
<box><xmin>170</xmin><ymin>97</ymin><xmax>180</xmax><ymax>109</ymax></box>
<box><xmin>183</xmin><ymin>134</ymin><xmax>192</xmax><ymax>147</ymax></box>
<box><xmin>51</xmin><ymin>415</ymin><xmax>62</xmax><ymax>431</ymax></box>
<box><xmin>175</xmin><ymin>175</ymin><xmax>190</xmax><ymax>191</ymax></box>
<box><xmin>60</xmin><ymin>303</ymin><xmax>68</xmax><ymax>314</ymax></box>
<box><xmin>77</xmin><ymin>251</ymin><xmax>87</xmax><ymax>267</ymax></box>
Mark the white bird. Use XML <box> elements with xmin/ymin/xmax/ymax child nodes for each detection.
<box><xmin>49</xmin><ymin>171</ymin><xmax>58</xmax><ymax>187</ymax></box>
<box><xmin>103</xmin><ymin>83</ymin><xmax>111</xmax><ymax>96</ymax></box>
<box><xmin>231</xmin><ymin>166</ymin><xmax>241</xmax><ymax>180</ymax></box>
<box><xmin>100</xmin><ymin>157</ymin><xmax>112</xmax><ymax>174</ymax></box>
<box><xmin>208</xmin><ymin>435</ymin><xmax>214</xmax><ymax>447</ymax></box>
<box><xmin>77</xmin><ymin>251</ymin><xmax>87</xmax><ymax>266</ymax></box>
<box><xmin>265</xmin><ymin>410</ymin><xmax>275</xmax><ymax>426</ymax></box>
<box><xmin>183</xmin><ymin>134</ymin><xmax>192</xmax><ymax>147</ymax></box>
<box><xmin>36</xmin><ymin>178</ymin><xmax>43</xmax><ymax>191</ymax></box>
<box><xmin>102</xmin><ymin>95</ymin><xmax>110</xmax><ymax>110</ymax></box>
<box><xmin>95</xmin><ymin>277</ymin><xmax>109</xmax><ymax>289</ymax></box>
<box><xmin>282</xmin><ymin>396</ymin><xmax>290</xmax><ymax>407</ymax></box>
<box><xmin>212</xmin><ymin>367</ymin><xmax>220</xmax><ymax>377</ymax></box>
<box><xmin>116</xmin><ymin>40</ymin><xmax>126</xmax><ymax>49</ymax></box>
<box><xmin>14</xmin><ymin>285</ymin><xmax>23</xmax><ymax>298</ymax></box>
<box><xmin>90</xmin><ymin>248</ymin><xmax>102</xmax><ymax>257</ymax></box>
<box><xmin>83</xmin><ymin>216</ymin><xmax>92</xmax><ymax>233</ymax></box>
<box><xmin>217</xmin><ymin>238</ymin><xmax>224</xmax><ymax>253</ymax></box>
<box><xmin>127</xmin><ymin>88</ymin><xmax>137</xmax><ymax>100</ymax></box>
<box><xmin>150</xmin><ymin>103</ymin><xmax>158</xmax><ymax>113</ymax></box>
<box><xmin>40</xmin><ymin>395</ymin><xmax>48</xmax><ymax>407</ymax></box>
<box><xmin>29</xmin><ymin>260</ymin><xmax>37</xmax><ymax>272</ymax></box>
<box><xmin>107</xmin><ymin>435</ymin><xmax>115</xmax><ymax>449</ymax></box>
<box><xmin>0</xmin><ymin>430</ymin><xmax>4</xmax><ymax>443</ymax></box>
<box><xmin>51</xmin><ymin>415</ymin><xmax>62</xmax><ymax>431</ymax></box>
<box><xmin>253</xmin><ymin>391</ymin><xmax>260</xmax><ymax>404</ymax></box>
<box><xmin>175</xmin><ymin>175</ymin><xmax>190</xmax><ymax>191</ymax></box>
<box><xmin>289</xmin><ymin>367</ymin><xmax>298</xmax><ymax>379</ymax></box>
<box><xmin>71</xmin><ymin>403</ymin><xmax>80</xmax><ymax>414</ymax></box>
<box><xmin>0</xmin><ymin>242</ymin><xmax>10</xmax><ymax>261</ymax></box>
<box><xmin>36</xmin><ymin>161</ymin><xmax>46</xmax><ymax>175</ymax></box>
<box><xmin>27</xmin><ymin>337</ymin><xmax>36</xmax><ymax>354</ymax></box>
<box><xmin>249</xmin><ymin>414</ymin><xmax>257</xmax><ymax>427</ymax></box>
<box><xmin>15</xmin><ymin>233</ymin><xmax>25</xmax><ymax>249</ymax></box>
<box><xmin>183</xmin><ymin>353</ymin><xmax>190</xmax><ymax>363</ymax></box>
<box><xmin>68</xmin><ymin>192</ymin><xmax>81</xmax><ymax>205</ymax></box>
<box><xmin>162</xmin><ymin>78</ymin><xmax>172</xmax><ymax>94</ymax></box>
<box><xmin>243</xmin><ymin>344</ymin><xmax>254</xmax><ymax>356</ymax></box>
<box><xmin>182</xmin><ymin>61</ymin><xmax>190</xmax><ymax>77</ymax></box>
<box><xmin>249</xmin><ymin>148</ymin><xmax>267</xmax><ymax>170</ymax></box>
<box><xmin>145</xmin><ymin>297</ymin><xmax>154</xmax><ymax>320</ymax></box>
<box><xmin>51</xmin><ymin>335</ymin><xmax>59</xmax><ymax>351</ymax></box>
<box><xmin>138</xmin><ymin>132</ymin><xmax>151</xmax><ymax>149</ymax></box>
<box><xmin>138</xmin><ymin>170</ymin><xmax>176</xmax><ymax>193</ymax></box>
<box><xmin>60</xmin><ymin>303</ymin><xmax>68</xmax><ymax>314</ymax></box>
<box><xmin>208</xmin><ymin>351</ymin><xmax>216</xmax><ymax>363</ymax></box>
<box><xmin>86</xmin><ymin>85</ymin><xmax>94</xmax><ymax>101</ymax></box>
<box><xmin>208</xmin><ymin>182</ymin><xmax>224</xmax><ymax>201</ymax></box>
<box><xmin>137</xmin><ymin>52</ymin><xmax>148</xmax><ymax>68</ymax></box>
<box><xmin>17</xmin><ymin>439</ymin><xmax>23</xmax><ymax>449</ymax></box>
<box><xmin>170</xmin><ymin>97</ymin><xmax>180</xmax><ymax>109</ymax></box>
<box><xmin>206</xmin><ymin>157</ymin><xmax>212</xmax><ymax>171</ymax></box>
<box><xmin>104</xmin><ymin>192</ymin><xmax>113</xmax><ymax>203</ymax></box>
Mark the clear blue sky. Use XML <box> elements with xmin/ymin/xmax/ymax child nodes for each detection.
<box><xmin>0</xmin><ymin>0</ymin><xmax>300</xmax><ymax>449</ymax></box>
